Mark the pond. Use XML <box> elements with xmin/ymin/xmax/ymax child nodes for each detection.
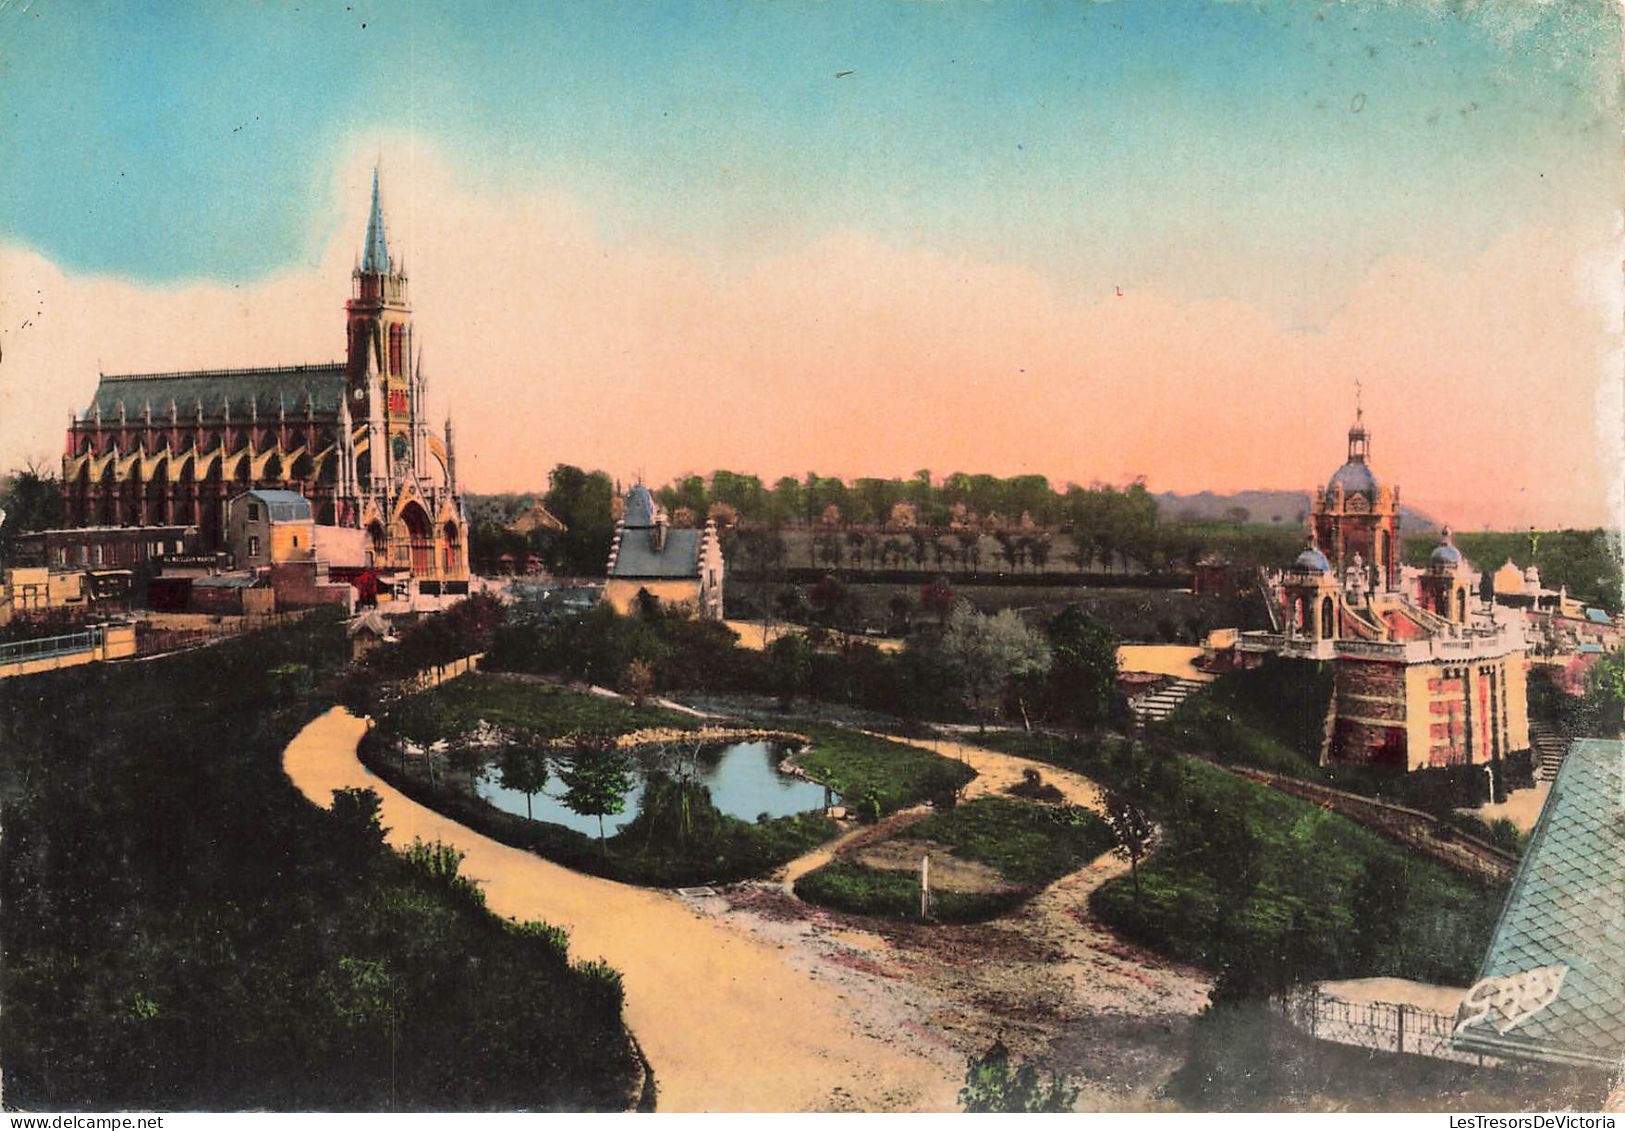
<box><xmin>474</xmin><ymin>740</ymin><xmax>830</xmax><ymax>837</ymax></box>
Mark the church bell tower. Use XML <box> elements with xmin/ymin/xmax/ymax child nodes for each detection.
<box><xmin>346</xmin><ymin>167</ymin><xmax>414</xmax><ymax>487</ymax></box>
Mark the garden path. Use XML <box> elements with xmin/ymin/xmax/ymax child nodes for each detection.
<box><xmin>712</xmin><ymin>730</ymin><xmax>1210</xmax><ymax>1109</ymax></box>
<box><xmin>862</xmin><ymin>728</ymin><xmax>1109</xmax><ymax>811</ymax></box>
<box><xmin>283</xmin><ymin>706</ymin><xmax>961</xmax><ymax>1113</ymax></box>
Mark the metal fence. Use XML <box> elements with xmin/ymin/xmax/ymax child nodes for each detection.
<box><xmin>0</xmin><ymin>625</ymin><xmax>104</xmax><ymax>667</ymax></box>
<box><xmin>1285</xmin><ymin>987</ymin><xmax>1492</xmax><ymax>1066</ymax></box>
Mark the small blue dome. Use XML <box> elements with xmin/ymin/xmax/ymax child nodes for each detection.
<box><xmin>1328</xmin><ymin>460</ymin><xmax>1378</xmax><ymax>499</ymax></box>
<box><xmin>1430</xmin><ymin>542</ymin><xmax>1462</xmax><ymax>568</ymax></box>
<box><xmin>1294</xmin><ymin>547</ymin><xmax>1332</xmax><ymax>573</ymax></box>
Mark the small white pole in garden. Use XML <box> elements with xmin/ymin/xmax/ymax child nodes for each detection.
<box><xmin>920</xmin><ymin>853</ymin><xmax>931</xmax><ymax>919</ymax></box>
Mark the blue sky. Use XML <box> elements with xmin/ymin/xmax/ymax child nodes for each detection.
<box><xmin>2</xmin><ymin>0</ymin><xmax>1617</xmax><ymax>318</ymax></box>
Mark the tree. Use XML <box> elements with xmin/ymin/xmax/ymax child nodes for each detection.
<box><xmin>0</xmin><ymin>463</ymin><xmax>62</xmax><ymax>563</ymax></box>
<box><xmin>557</xmin><ymin>740</ymin><xmax>634</xmax><ymax>862</ymax></box>
<box><xmin>768</xmin><ymin>632</ymin><xmax>813</xmax><ymax>708</ymax></box>
<box><xmin>920</xmin><ymin>577</ymin><xmax>955</xmax><ymax>625</ymax></box>
<box><xmin>1029</xmin><ymin>533</ymin><xmax>1052</xmax><ymax>573</ymax></box>
<box><xmin>618</xmin><ymin>659</ymin><xmax>655</xmax><ymax>705</ymax></box>
<box><xmin>939</xmin><ymin>603</ymin><xmax>1052</xmax><ymax>729</ymax></box>
<box><xmin>959</xmin><ymin>1040</ymin><xmax>1078</xmax><ymax>1113</ymax></box>
<box><xmin>808</xmin><ymin>574</ymin><xmax>846</xmax><ymax>626</ymax></box>
<box><xmin>541</xmin><ymin>464</ymin><xmax>616</xmax><ymax>577</ymax></box>
<box><xmin>1349</xmin><ymin>853</ymin><xmax>1409</xmax><ymax>968</ymax></box>
<box><xmin>496</xmin><ymin>744</ymin><xmax>551</xmax><ymax>820</ymax></box>
<box><xmin>330</xmin><ymin>787</ymin><xmax>389</xmax><ymax>849</ymax></box>
<box><xmin>1044</xmin><ymin>605</ymin><xmax>1120</xmax><ymax>729</ymax></box>
<box><xmin>1102</xmin><ymin>789</ymin><xmax>1152</xmax><ymax>902</ymax></box>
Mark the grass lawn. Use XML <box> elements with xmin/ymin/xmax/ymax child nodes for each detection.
<box><xmin>379</xmin><ymin>673</ymin><xmax>699</xmax><ymax>744</ymax></box>
<box><xmin>967</xmin><ymin>732</ymin><xmax>1505</xmax><ymax>987</ymax></box>
<box><xmin>794</xmin><ymin>796</ymin><xmax>1115</xmax><ymax>923</ymax></box>
<box><xmin>792</xmin><ymin>724</ymin><xmax>976</xmax><ymax>817</ymax></box>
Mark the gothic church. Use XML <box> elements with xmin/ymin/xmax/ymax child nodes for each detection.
<box><xmin>61</xmin><ymin>171</ymin><xmax>468</xmax><ymax>586</ymax></box>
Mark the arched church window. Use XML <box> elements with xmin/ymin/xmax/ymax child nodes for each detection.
<box><xmin>1321</xmin><ymin>596</ymin><xmax>1335</xmax><ymax>639</ymax></box>
<box><xmin>388</xmin><ymin>325</ymin><xmax>404</xmax><ymax>375</ymax></box>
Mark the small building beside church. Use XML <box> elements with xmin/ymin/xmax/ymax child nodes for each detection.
<box><xmin>226</xmin><ymin>489</ymin><xmax>316</xmax><ymax>569</ymax></box>
<box><xmin>602</xmin><ymin>485</ymin><xmax>724</xmax><ymax>619</ymax></box>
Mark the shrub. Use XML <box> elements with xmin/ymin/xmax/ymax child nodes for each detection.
<box><xmin>960</xmin><ymin>1040</ymin><xmax>1079</xmax><ymax>1113</ymax></box>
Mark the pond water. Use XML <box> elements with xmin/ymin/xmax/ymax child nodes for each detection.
<box><xmin>473</xmin><ymin>740</ymin><xmax>830</xmax><ymax>838</ymax></box>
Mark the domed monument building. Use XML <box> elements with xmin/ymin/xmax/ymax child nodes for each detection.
<box><xmin>1237</xmin><ymin>407</ymin><xmax>1529</xmax><ymax>774</ymax></box>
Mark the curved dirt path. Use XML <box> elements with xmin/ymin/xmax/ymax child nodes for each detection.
<box><xmin>860</xmin><ymin>729</ymin><xmax>1108</xmax><ymax>811</ymax></box>
<box><xmin>712</xmin><ymin>730</ymin><xmax>1209</xmax><ymax>1110</ymax></box>
<box><xmin>284</xmin><ymin>705</ymin><xmax>960</xmax><ymax>1113</ymax></box>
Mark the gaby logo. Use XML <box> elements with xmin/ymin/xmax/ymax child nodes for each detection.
<box><xmin>1455</xmin><ymin>965</ymin><xmax>1568</xmax><ymax>1035</ymax></box>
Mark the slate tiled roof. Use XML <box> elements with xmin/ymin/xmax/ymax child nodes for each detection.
<box><xmin>1453</xmin><ymin>738</ymin><xmax>1625</xmax><ymax>1068</ymax></box>
<box><xmin>241</xmin><ymin>489</ymin><xmax>313</xmax><ymax>522</ymax></box>
<box><xmin>609</xmin><ymin>528</ymin><xmax>701</xmax><ymax>579</ymax></box>
<box><xmin>622</xmin><ymin>485</ymin><xmax>657</xmax><ymax>529</ymax></box>
<box><xmin>82</xmin><ymin>364</ymin><xmax>348</xmax><ymax>421</ymax></box>
<box><xmin>1586</xmin><ymin>608</ymin><xmax>1612</xmax><ymax>624</ymax></box>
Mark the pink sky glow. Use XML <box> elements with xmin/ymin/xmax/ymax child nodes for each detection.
<box><xmin>1</xmin><ymin>146</ymin><xmax>1619</xmax><ymax>532</ymax></box>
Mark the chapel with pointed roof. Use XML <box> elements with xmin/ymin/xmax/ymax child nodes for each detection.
<box><xmin>61</xmin><ymin>169</ymin><xmax>469</xmax><ymax>588</ymax></box>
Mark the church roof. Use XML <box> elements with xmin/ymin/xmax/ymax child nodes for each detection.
<box><xmin>1328</xmin><ymin>459</ymin><xmax>1378</xmax><ymax>499</ymax></box>
<box><xmin>1293</xmin><ymin>547</ymin><xmax>1332</xmax><ymax>573</ymax></box>
<box><xmin>82</xmin><ymin>364</ymin><xmax>347</xmax><ymax>422</ymax></box>
<box><xmin>610</xmin><ymin>528</ymin><xmax>702</xmax><ymax>580</ymax></box>
<box><xmin>362</xmin><ymin>167</ymin><xmax>391</xmax><ymax>274</ymax></box>
<box><xmin>1453</xmin><ymin>738</ymin><xmax>1625</xmax><ymax>1069</ymax></box>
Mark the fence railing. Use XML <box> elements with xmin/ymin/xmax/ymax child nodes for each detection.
<box><xmin>133</xmin><ymin>608</ymin><xmax>319</xmax><ymax>654</ymax></box>
<box><xmin>0</xmin><ymin>626</ymin><xmax>104</xmax><ymax>667</ymax></box>
<box><xmin>1284</xmin><ymin>987</ymin><xmax>1495</xmax><ymax>1066</ymax></box>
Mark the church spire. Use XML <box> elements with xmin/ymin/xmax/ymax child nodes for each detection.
<box><xmin>361</xmin><ymin>166</ymin><xmax>391</xmax><ymax>275</ymax></box>
<box><xmin>1347</xmin><ymin>380</ymin><xmax>1370</xmax><ymax>464</ymax></box>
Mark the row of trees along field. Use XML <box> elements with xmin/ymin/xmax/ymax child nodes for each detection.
<box><xmin>466</xmin><ymin>465</ymin><xmax>1621</xmax><ymax>610</ymax></box>
<box><xmin>468</xmin><ymin>465</ymin><xmax>1303</xmax><ymax>580</ymax></box>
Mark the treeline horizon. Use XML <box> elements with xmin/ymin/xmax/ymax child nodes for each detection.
<box><xmin>1</xmin><ymin>461</ymin><xmax>1614</xmax><ymax>611</ymax></box>
<box><xmin>468</xmin><ymin>465</ymin><xmax>1592</xmax><ymax>536</ymax></box>
<box><xmin>466</xmin><ymin>465</ymin><xmax>1622</xmax><ymax>612</ymax></box>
